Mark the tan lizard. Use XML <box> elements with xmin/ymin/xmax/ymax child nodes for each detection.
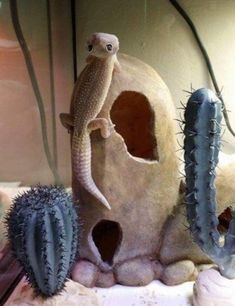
<box><xmin>60</xmin><ymin>32</ymin><xmax>120</xmax><ymax>210</ymax></box>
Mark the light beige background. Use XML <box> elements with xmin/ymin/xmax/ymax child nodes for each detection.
<box><xmin>0</xmin><ymin>0</ymin><xmax>235</xmax><ymax>185</ymax></box>
<box><xmin>0</xmin><ymin>1</ymin><xmax>73</xmax><ymax>185</ymax></box>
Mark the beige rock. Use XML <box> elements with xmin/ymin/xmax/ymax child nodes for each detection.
<box><xmin>161</xmin><ymin>260</ymin><xmax>197</xmax><ymax>286</ymax></box>
<box><xmin>216</xmin><ymin>162</ymin><xmax>235</xmax><ymax>215</ymax></box>
<box><xmin>196</xmin><ymin>264</ymin><xmax>217</xmax><ymax>273</ymax></box>
<box><xmin>71</xmin><ymin>260</ymin><xmax>99</xmax><ymax>288</ymax></box>
<box><xmin>6</xmin><ymin>279</ymin><xmax>99</xmax><ymax>306</ymax></box>
<box><xmin>193</xmin><ymin>269</ymin><xmax>235</xmax><ymax>306</ymax></box>
<box><xmin>70</xmin><ymin>53</ymin><xmax>180</xmax><ymax>286</ymax></box>
<box><xmin>160</xmin><ymin>203</ymin><xmax>210</xmax><ymax>265</ymax></box>
<box><xmin>151</xmin><ymin>259</ymin><xmax>164</xmax><ymax>279</ymax></box>
<box><xmin>96</xmin><ymin>271</ymin><xmax>115</xmax><ymax>288</ymax></box>
<box><xmin>115</xmin><ymin>257</ymin><xmax>155</xmax><ymax>286</ymax></box>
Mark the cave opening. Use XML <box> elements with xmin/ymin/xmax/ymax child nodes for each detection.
<box><xmin>92</xmin><ymin>220</ymin><xmax>122</xmax><ymax>265</ymax></box>
<box><xmin>110</xmin><ymin>91</ymin><xmax>158</xmax><ymax>161</ymax></box>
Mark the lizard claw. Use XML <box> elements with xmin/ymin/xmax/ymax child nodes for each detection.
<box><xmin>103</xmin><ymin>123</ymin><xmax>115</xmax><ymax>138</ymax></box>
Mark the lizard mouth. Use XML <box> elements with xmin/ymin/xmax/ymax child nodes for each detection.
<box><xmin>110</xmin><ymin>91</ymin><xmax>159</xmax><ymax>162</ymax></box>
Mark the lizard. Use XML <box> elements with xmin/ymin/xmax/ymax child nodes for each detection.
<box><xmin>60</xmin><ymin>32</ymin><xmax>120</xmax><ymax>210</ymax></box>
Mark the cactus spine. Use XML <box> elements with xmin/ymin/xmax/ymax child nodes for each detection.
<box><xmin>184</xmin><ymin>88</ymin><xmax>235</xmax><ymax>279</ymax></box>
<box><xmin>6</xmin><ymin>185</ymin><xmax>79</xmax><ymax>296</ymax></box>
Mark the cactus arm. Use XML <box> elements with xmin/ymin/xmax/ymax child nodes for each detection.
<box><xmin>184</xmin><ymin>89</ymin><xmax>222</xmax><ymax>259</ymax></box>
<box><xmin>219</xmin><ymin>257</ymin><xmax>235</xmax><ymax>279</ymax></box>
<box><xmin>194</xmin><ymin>101</ymin><xmax>221</xmax><ymax>257</ymax></box>
<box><xmin>184</xmin><ymin>88</ymin><xmax>235</xmax><ymax>279</ymax></box>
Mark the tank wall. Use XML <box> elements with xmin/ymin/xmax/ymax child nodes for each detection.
<box><xmin>76</xmin><ymin>0</ymin><xmax>235</xmax><ymax>153</ymax></box>
<box><xmin>0</xmin><ymin>1</ymin><xmax>73</xmax><ymax>185</ymax></box>
<box><xmin>1</xmin><ymin>0</ymin><xmax>235</xmax><ymax>185</ymax></box>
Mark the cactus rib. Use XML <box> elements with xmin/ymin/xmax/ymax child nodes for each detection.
<box><xmin>184</xmin><ymin>88</ymin><xmax>235</xmax><ymax>279</ymax></box>
<box><xmin>5</xmin><ymin>185</ymin><xmax>80</xmax><ymax>296</ymax></box>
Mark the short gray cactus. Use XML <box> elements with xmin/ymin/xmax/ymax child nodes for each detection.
<box><xmin>6</xmin><ymin>185</ymin><xmax>80</xmax><ymax>296</ymax></box>
<box><xmin>184</xmin><ymin>88</ymin><xmax>235</xmax><ymax>279</ymax></box>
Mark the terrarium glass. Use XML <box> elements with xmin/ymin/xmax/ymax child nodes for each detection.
<box><xmin>1</xmin><ymin>1</ymin><xmax>235</xmax><ymax>305</ymax></box>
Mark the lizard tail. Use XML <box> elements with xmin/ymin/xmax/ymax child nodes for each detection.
<box><xmin>72</xmin><ymin>131</ymin><xmax>111</xmax><ymax>210</ymax></box>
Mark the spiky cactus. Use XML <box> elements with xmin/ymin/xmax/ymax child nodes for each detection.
<box><xmin>6</xmin><ymin>185</ymin><xmax>79</xmax><ymax>296</ymax></box>
<box><xmin>184</xmin><ymin>88</ymin><xmax>235</xmax><ymax>279</ymax></box>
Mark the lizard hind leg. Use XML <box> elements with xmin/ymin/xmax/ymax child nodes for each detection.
<box><xmin>88</xmin><ymin>118</ymin><xmax>115</xmax><ymax>138</ymax></box>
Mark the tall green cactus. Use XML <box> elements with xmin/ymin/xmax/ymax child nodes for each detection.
<box><xmin>6</xmin><ymin>185</ymin><xmax>79</xmax><ymax>296</ymax></box>
<box><xmin>184</xmin><ymin>88</ymin><xmax>235</xmax><ymax>279</ymax></box>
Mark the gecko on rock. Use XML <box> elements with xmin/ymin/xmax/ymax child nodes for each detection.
<box><xmin>60</xmin><ymin>32</ymin><xmax>120</xmax><ymax>210</ymax></box>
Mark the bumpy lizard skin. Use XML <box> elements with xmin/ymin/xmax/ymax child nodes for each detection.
<box><xmin>60</xmin><ymin>33</ymin><xmax>120</xmax><ymax>209</ymax></box>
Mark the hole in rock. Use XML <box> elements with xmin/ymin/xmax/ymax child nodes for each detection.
<box><xmin>92</xmin><ymin>220</ymin><xmax>122</xmax><ymax>265</ymax></box>
<box><xmin>110</xmin><ymin>91</ymin><xmax>158</xmax><ymax>161</ymax></box>
<box><xmin>218</xmin><ymin>207</ymin><xmax>233</xmax><ymax>234</ymax></box>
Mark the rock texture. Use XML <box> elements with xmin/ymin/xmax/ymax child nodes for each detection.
<box><xmin>161</xmin><ymin>260</ymin><xmax>197</xmax><ymax>286</ymax></box>
<box><xmin>159</xmin><ymin>203</ymin><xmax>210</xmax><ymax>265</ymax></box>
<box><xmin>70</xmin><ymin>53</ymin><xmax>180</xmax><ymax>286</ymax></box>
<box><xmin>193</xmin><ymin>269</ymin><xmax>235</xmax><ymax>306</ymax></box>
<box><xmin>115</xmin><ymin>257</ymin><xmax>155</xmax><ymax>286</ymax></box>
<box><xmin>71</xmin><ymin>260</ymin><xmax>99</xmax><ymax>288</ymax></box>
<box><xmin>96</xmin><ymin>271</ymin><xmax>116</xmax><ymax>288</ymax></box>
<box><xmin>152</xmin><ymin>259</ymin><xmax>164</xmax><ymax>279</ymax></box>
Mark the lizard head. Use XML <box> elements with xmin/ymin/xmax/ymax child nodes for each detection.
<box><xmin>86</xmin><ymin>32</ymin><xmax>119</xmax><ymax>58</ymax></box>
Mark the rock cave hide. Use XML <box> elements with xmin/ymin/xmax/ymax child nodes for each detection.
<box><xmin>72</xmin><ymin>53</ymin><xmax>180</xmax><ymax>285</ymax></box>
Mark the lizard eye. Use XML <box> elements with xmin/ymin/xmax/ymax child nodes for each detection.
<box><xmin>87</xmin><ymin>44</ymin><xmax>93</xmax><ymax>52</ymax></box>
<box><xmin>106</xmin><ymin>44</ymin><xmax>113</xmax><ymax>52</ymax></box>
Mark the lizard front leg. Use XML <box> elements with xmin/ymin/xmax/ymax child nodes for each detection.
<box><xmin>60</xmin><ymin>113</ymin><xmax>74</xmax><ymax>133</ymax></box>
<box><xmin>88</xmin><ymin>118</ymin><xmax>115</xmax><ymax>138</ymax></box>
